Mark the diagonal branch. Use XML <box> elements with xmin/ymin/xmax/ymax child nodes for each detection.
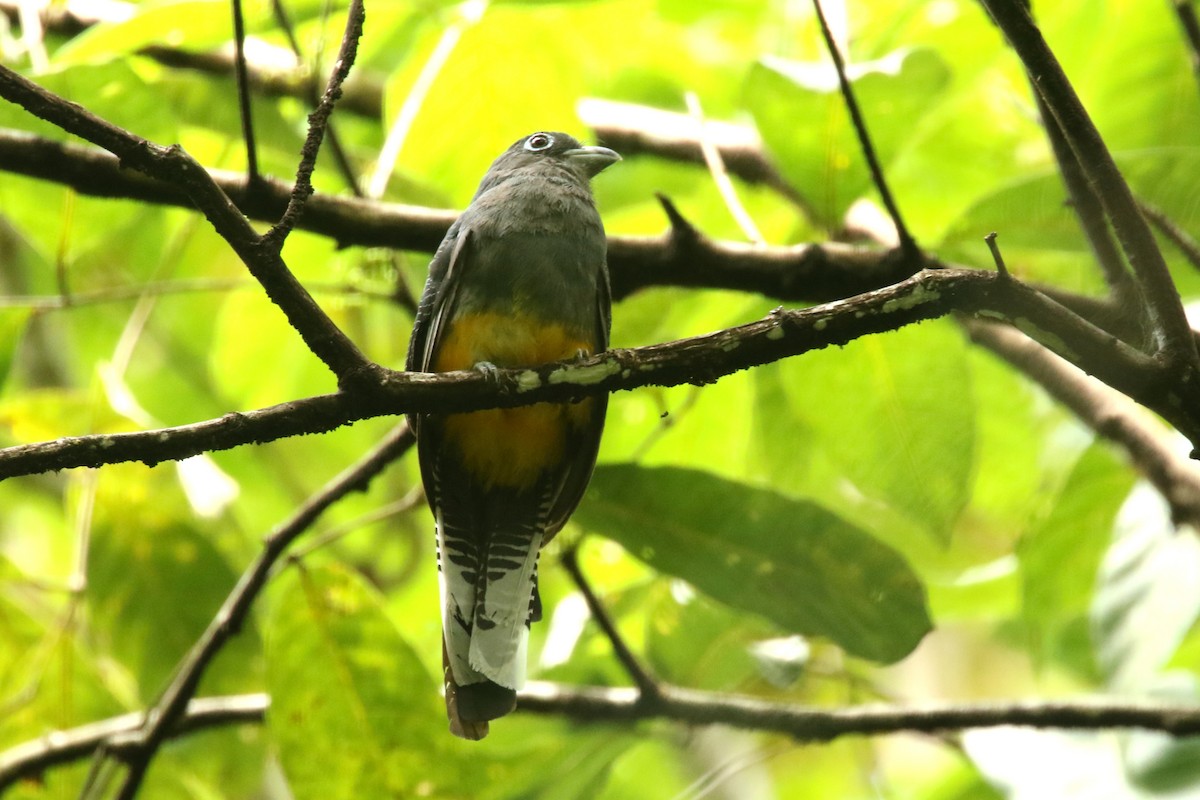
<box><xmin>263</xmin><ymin>0</ymin><xmax>365</xmax><ymax>247</ymax></box>
<box><xmin>0</xmin><ymin>50</ymin><xmax>371</xmax><ymax>383</ymax></box>
<box><xmin>979</xmin><ymin>0</ymin><xmax>1198</xmax><ymax>368</ymax></box>
<box><xmin>1170</xmin><ymin>0</ymin><xmax>1200</xmax><ymax>92</ymax></box>
<box><xmin>101</xmin><ymin>422</ymin><xmax>413</xmax><ymax>799</ymax></box>
<box><xmin>561</xmin><ymin>548</ymin><xmax>662</xmax><ymax>702</ymax></box>
<box><xmin>231</xmin><ymin>0</ymin><xmax>260</xmax><ymax>186</ymax></box>
<box><xmin>810</xmin><ymin>0</ymin><xmax>919</xmax><ymax>260</ymax></box>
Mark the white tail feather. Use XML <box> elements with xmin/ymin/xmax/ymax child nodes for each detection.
<box><xmin>468</xmin><ymin>531</ymin><xmax>542</xmax><ymax>689</ymax></box>
<box><xmin>437</xmin><ymin>507</ymin><xmax>484</xmax><ymax>686</ymax></box>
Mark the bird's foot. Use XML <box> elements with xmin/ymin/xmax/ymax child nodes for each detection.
<box><xmin>473</xmin><ymin>361</ymin><xmax>501</xmax><ymax>382</ymax></box>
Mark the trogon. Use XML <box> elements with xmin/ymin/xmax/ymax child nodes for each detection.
<box><xmin>407</xmin><ymin>132</ymin><xmax>619</xmax><ymax>740</ymax></box>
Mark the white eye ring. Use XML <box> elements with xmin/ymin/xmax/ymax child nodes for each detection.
<box><xmin>524</xmin><ymin>133</ymin><xmax>554</xmax><ymax>152</ymax></box>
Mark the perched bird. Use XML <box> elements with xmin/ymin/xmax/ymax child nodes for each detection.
<box><xmin>407</xmin><ymin>132</ymin><xmax>619</xmax><ymax>739</ymax></box>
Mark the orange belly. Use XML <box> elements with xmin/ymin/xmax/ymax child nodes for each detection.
<box><xmin>433</xmin><ymin>311</ymin><xmax>597</xmax><ymax>490</ymax></box>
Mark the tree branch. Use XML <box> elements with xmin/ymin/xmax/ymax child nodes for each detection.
<box><xmin>262</xmin><ymin>0</ymin><xmax>364</xmax><ymax>247</ymax></box>
<box><xmin>979</xmin><ymin>0</ymin><xmax>1198</xmax><ymax>367</ymax></box>
<box><xmin>517</xmin><ymin>681</ymin><xmax>1200</xmax><ymax>740</ymax></box>
<box><xmin>0</xmin><ymin>694</ymin><xmax>268</xmax><ymax>789</ymax></box>
<box><xmin>811</xmin><ymin>0</ymin><xmax>919</xmax><ymax>259</ymax></box>
<box><xmin>1170</xmin><ymin>0</ymin><xmax>1200</xmax><ymax>92</ymax></box>
<box><xmin>102</xmin><ymin>422</ymin><xmax>413</xmax><ymax>799</ymax></box>
<box><xmin>0</xmin><ymin>61</ymin><xmax>370</xmax><ymax>383</ymax></box>
<box><xmin>230</xmin><ymin>0</ymin><xmax>260</xmax><ymax>186</ymax></box>
<box><xmin>561</xmin><ymin>548</ymin><xmax>662</xmax><ymax>702</ymax></box>
<box><xmin>9</xmin><ymin>683</ymin><xmax>1200</xmax><ymax>789</ymax></box>
<box><xmin>6</xmin><ymin>267</ymin><xmax>1199</xmax><ymax>479</ymax></box>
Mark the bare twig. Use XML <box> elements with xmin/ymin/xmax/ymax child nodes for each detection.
<box><xmin>560</xmin><ymin>548</ymin><xmax>662</xmax><ymax>702</ymax></box>
<box><xmin>231</xmin><ymin>0</ymin><xmax>260</xmax><ymax>185</ymax></box>
<box><xmin>1140</xmin><ymin>197</ymin><xmax>1200</xmax><ymax>273</ymax></box>
<box><xmin>517</xmin><ymin>681</ymin><xmax>1200</xmax><ymax>739</ymax></box>
<box><xmin>263</xmin><ymin>0</ymin><xmax>365</xmax><ymax>247</ymax></box>
<box><xmin>980</xmin><ymin>0</ymin><xmax>1198</xmax><ymax>367</ymax></box>
<box><xmin>1032</xmin><ymin>91</ymin><xmax>1140</xmax><ymax>306</ymax></box>
<box><xmin>270</xmin><ymin>0</ymin><xmax>361</xmax><ymax>197</ymax></box>
<box><xmin>101</xmin><ymin>422</ymin><xmax>414</xmax><ymax>799</ymax></box>
<box><xmin>984</xmin><ymin>232</ymin><xmax>1010</xmax><ymax>278</ymax></box>
<box><xmin>810</xmin><ymin>0</ymin><xmax>919</xmax><ymax>260</ymax></box>
<box><xmin>1170</xmin><ymin>0</ymin><xmax>1200</xmax><ymax>91</ymax></box>
<box><xmin>0</xmin><ymin>694</ymin><xmax>268</xmax><ymax>789</ymax></box>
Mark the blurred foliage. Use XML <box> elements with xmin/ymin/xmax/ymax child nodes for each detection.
<box><xmin>2</xmin><ymin>0</ymin><xmax>1200</xmax><ymax>797</ymax></box>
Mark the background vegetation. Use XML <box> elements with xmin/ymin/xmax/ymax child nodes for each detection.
<box><xmin>3</xmin><ymin>0</ymin><xmax>1200</xmax><ymax>797</ymax></box>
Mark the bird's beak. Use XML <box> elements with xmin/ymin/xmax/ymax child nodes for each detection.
<box><xmin>563</xmin><ymin>145</ymin><xmax>621</xmax><ymax>177</ymax></box>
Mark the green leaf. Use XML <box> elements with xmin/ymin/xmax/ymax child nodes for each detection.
<box><xmin>53</xmin><ymin>1</ymin><xmax>252</xmax><ymax>67</ymax></box>
<box><xmin>266</xmin><ymin>562</ymin><xmax>457</xmax><ymax>800</ymax></box>
<box><xmin>1092</xmin><ymin>485</ymin><xmax>1200</xmax><ymax>691</ymax></box>
<box><xmin>1019</xmin><ymin>443</ymin><xmax>1135</xmax><ymax>657</ymax></box>
<box><xmin>780</xmin><ymin>319</ymin><xmax>976</xmax><ymax>543</ymax></box>
<box><xmin>88</xmin><ymin>485</ymin><xmax>255</xmax><ymax>698</ymax></box>
<box><xmin>744</xmin><ymin>47</ymin><xmax>951</xmax><ymax>229</ymax></box>
<box><xmin>578</xmin><ymin>464</ymin><xmax>931</xmax><ymax>663</ymax></box>
<box><xmin>0</xmin><ymin>309</ymin><xmax>30</xmax><ymax>390</ymax></box>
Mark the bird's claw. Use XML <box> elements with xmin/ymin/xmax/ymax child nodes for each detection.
<box><xmin>474</xmin><ymin>361</ymin><xmax>501</xmax><ymax>382</ymax></box>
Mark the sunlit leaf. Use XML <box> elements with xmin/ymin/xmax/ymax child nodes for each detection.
<box><xmin>1020</xmin><ymin>442</ymin><xmax>1135</xmax><ymax>661</ymax></box>
<box><xmin>779</xmin><ymin>319</ymin><xmax>976</xmax><ymax>543</ymax></box>
<box><xmin>1092</xmin><ymin>484</ymin><xmax>1200</xmax><ymax>691</ymax></box>
<box><xmin>578</xmin><ymin>464</ymin><xmax>931</xmax><ymax>663</ymax></box>
<box><xmin>745</xmin><ymin>47</ymin><xmax>951</xmax><ymax>229</ymax></box>
<box><xmin>266</xmin><ymin>563</ymin><xmax>459</xmax><ymax>800</ymax></box>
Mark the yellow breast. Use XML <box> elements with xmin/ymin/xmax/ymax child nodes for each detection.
<box><xmin>433</xmin><ymin>311</ymin><xmax>597</xmax><ymax>490</ymax></box>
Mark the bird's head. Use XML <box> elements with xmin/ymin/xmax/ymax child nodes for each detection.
<box><xmin>489</xmin><ymin>131</ymin><xmax>621</xmax><ymax>182</ymax></box>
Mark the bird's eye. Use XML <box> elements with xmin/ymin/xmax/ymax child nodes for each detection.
<box><xmin>524</xmin><ymin>133</ymin><xmax>554</xmax><ymax>152</ymax></box>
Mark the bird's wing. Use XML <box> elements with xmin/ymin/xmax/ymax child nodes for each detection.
<box><xmin>544</xmin><ymin>258</ymin><xmax>611</xmax><ymax>540</ymax></box>
<box><xmin>407</xmin><ymin>223</ymin><xmax>474</xmax><ymax>375</ymax></box>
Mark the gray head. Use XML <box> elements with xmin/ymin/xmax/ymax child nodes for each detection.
<box><xmin>473</xmin><ymin>132</ymin><xmax>620</xmax><ymax>197</ymax></box>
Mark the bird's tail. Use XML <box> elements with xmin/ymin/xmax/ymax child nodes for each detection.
<box><xmin>437</xmin><ymin>504</ymin><xmax>542</xmax><ymax>739</ymax></box>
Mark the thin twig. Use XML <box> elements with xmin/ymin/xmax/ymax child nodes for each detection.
<box><xmin>1139</xmin><ymin>197</ymin><xmax>1200</xmax><ymax>273</ymax></box>
<box><xmin>270</xmin><ymin>0</ymin><xmax>360</xmax><ymax>197</ymax></box>
<box><xmin>984</xmin><ymin>232</ymin><xmax>1009</xmax><ymax>278</ymax></box>
<box><xmin>0</xmin><ymin>694</ymin><xmax>268</xmax><ymax>789</ymax></box>
<box><xmin>517</xmin><ymin>681</ymin><xmax>1200</xmax><ymax>739</ymax></box>
<box><xmin>810</xmin><ymin>0</ymin><xmax>919</xmax><ymax>260</ymax></box>
<box><xmin>684</xmin><ymin>91</ymin><xmax>764</xmax><ymax>244</ymax></box>
<box><xmin>560</xmin><ymin>547</ymin><xmax>662</xmax><ymax>702</ymax></box>
<box><xmin>1032</xmin><ymin>91</ymin><xmax>1140</xmax><ymax>305</ymax></box>
<box><xmin>231</xmin><ymin>0</ymin><xmax>260</xmax><ymax>185</ymax></box>
<box><xmin>1171</xmin><ymin>0</ymin><xmax>1200</xmax><ymax>92</ymax></box>
<box><xmin>264</xmin><ymin>0</ymin><xmax>365</xmax><ymax>247</ymax></box>
<box><xmin>102</xmin><ymin>422</ymin><xmax>414</xmax><ymax>800</ymax></box>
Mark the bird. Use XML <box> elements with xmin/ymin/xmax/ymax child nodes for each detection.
<box><xmin>407</xmin><ymin>131</ymin><xmax>619</xmax><ymax>739</ymax></box>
